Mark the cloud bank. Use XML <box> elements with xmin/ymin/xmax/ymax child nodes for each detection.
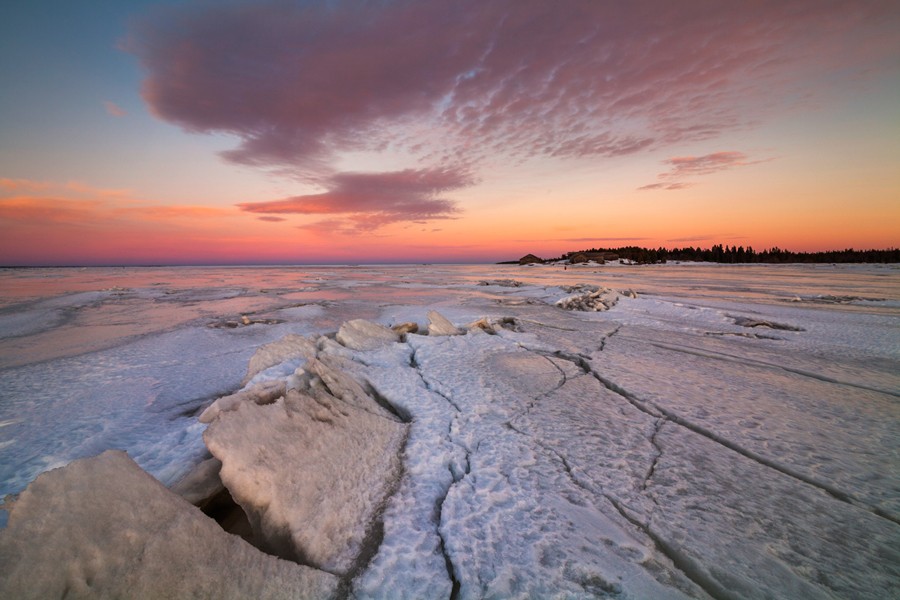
<box><xmin>127</xmin><ymin>0</ymin><xmax>898</xmax><ymax>227</ymax></box>
<box><xmin>238</xmin><ymin>167</ymin><xmax>470</xmax><ymax>232</ymax></box>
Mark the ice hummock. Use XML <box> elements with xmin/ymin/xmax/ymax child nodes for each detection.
<box><xmin>0</xmin><ymin>450</ymin><xmax>338</xmax><ymax>599</ymax></box>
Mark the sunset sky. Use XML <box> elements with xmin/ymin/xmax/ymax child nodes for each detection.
<box><xmin>1</xmin><ymin>0</ymin><xmax>898</xmax><ymax>265</ymax></box>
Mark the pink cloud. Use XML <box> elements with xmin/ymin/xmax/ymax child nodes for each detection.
<box><xmin>127</xmin><ymin>1</ymin><xmax>898</xmax><ymax>178</ymax></box>
<box><xmin>639</xmin><ymin>151</ymin><xmax>765</xmax><ymax>190</ymax></box>
<box><xmin>0</xmin><ymin>197</ymin><xmax>104</xmax><ymax>224</ymax></box>
<box><xmin>104</xmin><ymin>101</ymin><xmax>127</xmax><ymax>117</ymax></box>
<box><xmin>663</xmin><ymin>152</ymin><xmax>757</xmax><ymax>177</ymax></box>
<box><xmin>238</xmin><ymin>167</ymin><xmax>471</xmax><ymax>232</ymax></box>
<box><xmin>0</xmin><ymin>179</ymin><xmax>130</xmax><ymax>198</ymax></box>
<box><xmin>0</xmin><ymin>191</ymin><xmax>232</xmax><ymax>225</ymax></box>
<box><xmin>637</xmin><ymin>182</ymin><xmax>693</xmax><ymax>191</ymax></box>
<box><xmin>257</xmin><ymin>215</ymin><xmax>286</xmax><ymax>222</ymax></box>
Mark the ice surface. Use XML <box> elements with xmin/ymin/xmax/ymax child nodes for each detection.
<box><xmin>203</xmin><ymin>343</ymin><xmax>408</xmax><ymax>575</ymax></box>
<box><xmin>646</xmin><ymin>424</ymin><xmax>900</xmax><ymax>600</ymax></box>
<box><xmin>336</xmin><ymin>318</ymin><xmax>400</xmax><ymax>350</ymax></box>
<box><xmin>1</xmin><ymin>264</ymin><xmax>897</xmax><ymax>597</ymax></box>
<box><xmin>242</xmin><ymin>332</ymin><xmax>317</xmax><ymax>384</ymax></box>
<box><xmin>427</xmin><ymin>309</ymin><xmax>463</xmax><ymax>335</ymax></box>
<box><xmin>591</xmin><ymin>325</ymin><xmax>900</xmax><ymax>519</ymax></box>
<box><xmin>0</xmin><ymin>450</ymin><xmax>338</xmax><ymax>599</ymax></box>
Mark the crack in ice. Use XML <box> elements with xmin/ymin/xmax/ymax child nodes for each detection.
<box><xmin>598</xmin><ymin>325</ymin><xmax>622</xmax><ymax>353</ymax></box>
<box><xmin>408</xmin><ymin>344</ymin><xmax>468</xmax><ymax>599</ymax></box>
<box><xmin>570</xmin><ymin>347</ymin><xmax>900</xmax><ymax>527</ymax></box>
<box><xmin>642</xmin><ymin>417</ymin><xmax>667</xmax><ymax>493</ymax></box>
<box><xmin>647</xmin><ymin>340</ymin><xmax>900</xmax><ymax>398</ymax></box>
<box><xmin>504</xmin><ymin>410</ymin><xmax>731</xmax><ymax>600</ymax></box>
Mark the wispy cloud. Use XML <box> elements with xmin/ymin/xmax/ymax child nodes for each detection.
<box><xmin>0</xmin><ymin>179</ymin><xmax>130</xmax><ymax>198</ymax></box>
<box><xmin>238</xmin><ymin>167</ymin><xmax>472</xmax><ymax>232</ymax></box>
<box><xmin>639</xmin><ymin>151</ymin><xmax>764</xmax><ymax>190</ymax></box>
<box><xmin>666</xmin><ymin>234</ymin><xmax>747</xmax><ymax>243</ymax></box>
<box><xmin>0</xmin><ymin>197</ymin><xmax>104</xmax><ymax>224</ymax></box>
<box><xmin>663</xmin><ymin>152</ymin><xmax>758</xmax><ymax>177</ymax></box>
<box><xmin>666</xmin><ymin>234</ymin><xmax>720</xmax><ymax>243</ymax></box>
<box><xmin>556</xmin><ymin>237</ymin><xmax>651</xmax><ymax>243</ymax></box>
<box><xmin>0</xmin><ymin>179</ymin><xmax>233</xmax><ymax>225</ymax></box>
<box><xmin>103</xmin><ymin>101</ymin><xmax>127</xmax><ymax>117</ymax></box>
<box><xmin>637</xmin><ymin>182</ymin><xmax>693</xmax><ymax>191</ymax></box>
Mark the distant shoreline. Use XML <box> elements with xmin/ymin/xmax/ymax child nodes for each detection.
<box><xmin>504</xmin><ymin>244</ymin><xmax>900</xmax><ymax>265</ymax></box>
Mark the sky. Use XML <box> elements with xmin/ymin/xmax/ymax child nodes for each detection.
<box><xmin>1</xmin><ymin>0</ymin><xmax>898</xmax><ymax>265</ymax></box>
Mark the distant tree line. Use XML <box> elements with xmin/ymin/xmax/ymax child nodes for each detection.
<box><xmin>545</xmin><ymin>245</ymin><xmax>899</xmax><ymax>264</ymax></box>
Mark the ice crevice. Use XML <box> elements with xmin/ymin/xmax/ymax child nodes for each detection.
<box><xmin>647</xmin><ymin>340</ymin><xmax>900</xmax><ymax>398</ymax></box>
<box><xmin>434</xmin><ymin>462</ymin><xmax>463</xmax><ymax>600</ymax></box>
<box><xmin>408</xmin><ymin>342</ymin><xmax>467</xmax><ymax>599</ymax></box>
<box><xmin>598</xmin><ymin>324</ymin><xmax>622</xmax><ymax>353</ymax></box>
<box><xmin>504</xmin><ymin>393</ymin><xmax>730</xmax><ymax>600</ymax></box>
<box><xmin>410</xmin><ymin>345</ymin><xmax>463</xmax><ymax>413</ymax></box>
<box><xmin>642</xmin><ymin>417</ymin><xmax>667</xmax><ymax>493</ymax></box>
<box><xmin>556</xmin><ymin>345</ymin><xmax>900</xmax><ymax>528</ymax></box>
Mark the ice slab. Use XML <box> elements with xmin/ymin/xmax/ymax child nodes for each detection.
<box><xmin>336</xmin><ymin>318</ymin><xmax>400</xmax><ymax>350</ymax></box>
<box><xmin>203</xmin><ymin>375</ymin><xmax>408</xmax><ymax>575</ymax></box>
<box><xmin>0</xmin><ymin>450</ymin><xmax>338</xmax><ymax>599</ymax></box>
<box><xmin>427</xmin><ymin>310</ymin><xmax>462</xmax><ymax>336</ymax></box>
<box><xmin>242</xmin><ymin>333</ymin><xmax>317</xmax><ymax>385</ymax></box>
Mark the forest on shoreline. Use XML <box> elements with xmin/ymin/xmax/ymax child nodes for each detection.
<box><xmin>533</xmin><ymin>245</ymin><xmax>900</xmax><ymax>265</ymax></box>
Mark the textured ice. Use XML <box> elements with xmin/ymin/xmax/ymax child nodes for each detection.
<box><xmin>646</xmin><ymin>425</ymin><xmax>900</xmax><ymax>600</ymax></box>
<box><xmin>427</xmin><ymin>309</ymin><xmax>463</xmax><ymax>336</ymax></box>
<box><xmin>203</xmin><ymin>346</ymin><xmax>408</xmax><ymax>575</ymax></box>
<box><xmin>336</xmin><ymin>318</ymin><xmax>400</xmax><ymax>350</ymax></box>
<box><xmin>198</xmin><ymin>379</ymin><xmax>287</xmax><ymax>424</ymax></box>
<box><xmin>1</xmin><ymin>264</ymin><xmax>897</xmax><ymax>597</ymax></box>
<box><xmin>242</xmin><ymin>333</ymin><xmax>317</xmax><ymax>384</ymax></box>
<box><xmin>0</xmin><ymin>451</ymin><xmax>338</xmax><ymax>599</ymax></box>
<box><xmin>592</xmin><ymin>326</ymin><xmax>900</xmax><ymax>519</ymax></box>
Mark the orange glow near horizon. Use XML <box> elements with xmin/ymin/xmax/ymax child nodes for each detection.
<box><xmin>1</xmin><ymin>175</ymin><xmax>897</xmax><ymax>266</ymax></box>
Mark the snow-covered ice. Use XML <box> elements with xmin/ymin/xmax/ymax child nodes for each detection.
<box><xmin>0</xmin><ymin>450</ymin><xmax>338</xmax><ymax>599</ymax></box>
<box><xmin>0</xmin><ymin>263</ymin><xmax>898</xmax><ymax>598</ymax></box>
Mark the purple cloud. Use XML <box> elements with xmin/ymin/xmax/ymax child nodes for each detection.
<box><xmin>666</xmin><ymin>234</ymin><xmax>746</xmax><ymax>243</ymax></box>
<box><xmin>557</xmin><ymin>237</ymin><xmax>651</xmax><ymax>243</ymax></box>
<box><xmin>238</xmin><ymin>167</ymin><xmax>470</xmax><ymax>232</ymax></box>
<box><xmin>663</xmin><ymin>152</ymin><xmax>757</xmax><ymax>177</ymax></box>
<box><xmin>637</xmin><ymin>182</ymin><xmax>693</xmax><ymax>191</ymax></box>
<box><xmin>639</xmin><ymin>151</ymin><xmax>766</xmax><ymax>190</ymax></box>
<box><xmin>103</xmin><ymin>101</ymin><xmax>126</xmax><ymax>117</ymax></box>
<box><xmin>127</xmin><ymin>0</ymin><xmax>896</xmax><ymax>178</ymax></box>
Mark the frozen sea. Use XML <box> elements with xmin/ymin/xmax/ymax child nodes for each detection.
<box><xmin>0</xmin><ymin>262</ymin><xmax>898</xmax><ymax>598</ymax></box>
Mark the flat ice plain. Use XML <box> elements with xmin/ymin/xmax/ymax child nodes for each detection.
<box><xmin>0</xmin><ymin>263</ymin><xmax>898</xmax><ymax>599</ymax></box>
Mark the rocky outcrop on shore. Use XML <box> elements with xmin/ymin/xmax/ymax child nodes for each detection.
<box><xmin>518</xmin><ymin>253</ymin><xmax>543</xmax><ymax>264</ymax></box>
